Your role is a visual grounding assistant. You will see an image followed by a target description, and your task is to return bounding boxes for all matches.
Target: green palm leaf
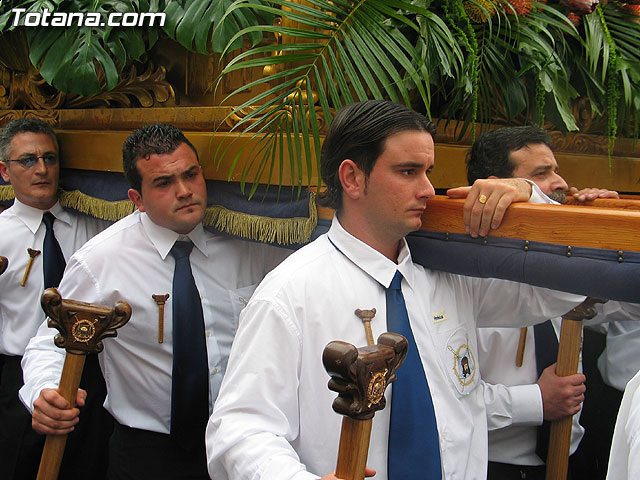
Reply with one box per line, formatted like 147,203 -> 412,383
214,0 -> 432,194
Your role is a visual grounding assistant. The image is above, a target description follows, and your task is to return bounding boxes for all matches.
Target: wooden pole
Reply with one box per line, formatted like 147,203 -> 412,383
515,327 -> 527,367
335,417 -> 373,480
323,334 -> 408,480
544,298 -> 605,480
36,353 -> 86,480
35,288 -> 131,480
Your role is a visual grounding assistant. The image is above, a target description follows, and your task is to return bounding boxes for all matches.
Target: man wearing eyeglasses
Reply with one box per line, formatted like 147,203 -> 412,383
0,118 -> 110,479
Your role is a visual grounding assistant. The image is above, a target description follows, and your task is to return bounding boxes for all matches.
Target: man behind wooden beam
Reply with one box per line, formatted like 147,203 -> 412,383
206,100 -> 592,480
19,123 -> 290,479
0,118 -> 111,479
466,125 -> 622,480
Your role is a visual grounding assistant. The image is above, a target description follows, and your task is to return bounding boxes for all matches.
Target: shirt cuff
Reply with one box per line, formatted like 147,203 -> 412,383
510,383 -> 544,426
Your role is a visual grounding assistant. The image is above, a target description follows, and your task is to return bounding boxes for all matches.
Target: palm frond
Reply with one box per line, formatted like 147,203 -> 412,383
214,0 -> 431,193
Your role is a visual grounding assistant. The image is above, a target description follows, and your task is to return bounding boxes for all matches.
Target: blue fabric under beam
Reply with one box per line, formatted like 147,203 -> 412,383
407,231 -> 640,303
311,221 -> 639,302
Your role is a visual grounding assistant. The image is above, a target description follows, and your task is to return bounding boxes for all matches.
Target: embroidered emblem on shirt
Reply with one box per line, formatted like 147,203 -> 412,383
432,311 -> 447,324
448,343 -> 477,388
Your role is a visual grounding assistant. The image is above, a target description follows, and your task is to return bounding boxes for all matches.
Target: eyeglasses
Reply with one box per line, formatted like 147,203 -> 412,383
4,153 -> 59,168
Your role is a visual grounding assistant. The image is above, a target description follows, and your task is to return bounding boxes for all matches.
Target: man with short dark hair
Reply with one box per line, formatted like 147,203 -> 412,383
0,118 -> 111,479
467,125 -> 619,480
19,123 -> 290,478
466,125 -> 618,203
206,101 -> 587,480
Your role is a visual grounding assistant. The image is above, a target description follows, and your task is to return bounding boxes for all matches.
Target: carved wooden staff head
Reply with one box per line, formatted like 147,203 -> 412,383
562,296 -> 606,322
41,288 -> 132,356
0,256 -> 7,276
323,333 -> 408,421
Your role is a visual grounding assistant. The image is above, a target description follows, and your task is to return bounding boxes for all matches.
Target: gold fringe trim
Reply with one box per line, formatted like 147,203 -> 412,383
58,189 -> 136,222
1,185 -> 318,245
0,185 -> 15,202
203,192 -> 318,245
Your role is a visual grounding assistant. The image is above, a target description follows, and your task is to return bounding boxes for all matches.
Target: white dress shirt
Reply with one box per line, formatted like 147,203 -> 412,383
206,216 -> 584,480
606,369 -> 640,480
598,303 -> 640,391
478,321 -> 584,465
19,210 -> 290,434
0,199 -> 108,356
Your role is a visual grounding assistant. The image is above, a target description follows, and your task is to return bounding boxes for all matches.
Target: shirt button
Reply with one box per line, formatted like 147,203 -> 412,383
212,368 -> 219,374
205,331 -> 211,337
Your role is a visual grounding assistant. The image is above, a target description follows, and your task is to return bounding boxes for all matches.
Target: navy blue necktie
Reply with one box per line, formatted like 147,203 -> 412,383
42,212 -> 66,288
534,319 -> 559,461
386,270 -> 441,479
169,241 -> 209,449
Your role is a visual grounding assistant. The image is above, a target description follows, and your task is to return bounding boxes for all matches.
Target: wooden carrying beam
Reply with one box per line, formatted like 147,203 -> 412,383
419,196 -> 640,252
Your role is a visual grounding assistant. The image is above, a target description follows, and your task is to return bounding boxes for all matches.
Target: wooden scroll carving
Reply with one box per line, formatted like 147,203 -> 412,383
0,256 -> 7,276
544,296 -> 606,480
36,288 -> 132,480
323,333 -> 407,480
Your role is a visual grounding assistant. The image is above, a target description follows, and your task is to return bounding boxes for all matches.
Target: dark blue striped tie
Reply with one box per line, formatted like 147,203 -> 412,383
42,212 -> 66,288
169,241 -> 209,450
386,270 -> 441,479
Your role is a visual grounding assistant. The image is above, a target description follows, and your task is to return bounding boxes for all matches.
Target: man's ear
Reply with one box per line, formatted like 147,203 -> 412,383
0,162 -> 10,183
128,189 -> 145,212
338,159 -> 366,201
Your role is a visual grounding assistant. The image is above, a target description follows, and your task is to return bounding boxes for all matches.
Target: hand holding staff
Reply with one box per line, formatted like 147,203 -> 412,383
36,288 -> 131,480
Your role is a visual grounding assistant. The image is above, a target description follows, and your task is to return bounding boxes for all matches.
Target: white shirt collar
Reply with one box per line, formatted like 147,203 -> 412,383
326,215 -> 416,290
11,198 -> 71,234
140,212 -> 208,260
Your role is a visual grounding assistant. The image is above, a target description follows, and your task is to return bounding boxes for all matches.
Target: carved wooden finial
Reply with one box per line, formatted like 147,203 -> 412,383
21,248 -> 41,286
323,333 -> 408,480
152,293 -> 170,343
323,332 -> 407,421
562,296 -> 606,322
41,288 -> 132,356
354,308 -> 376,346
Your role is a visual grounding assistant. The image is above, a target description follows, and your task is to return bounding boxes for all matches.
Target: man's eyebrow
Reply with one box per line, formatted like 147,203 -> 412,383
184,165 -> 200,173
394,161 -> 424,168
532,164 -> 553,174
151,173 -> 175,183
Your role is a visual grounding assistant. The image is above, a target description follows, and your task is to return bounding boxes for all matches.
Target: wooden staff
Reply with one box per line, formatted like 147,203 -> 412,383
152,293 -> 169,343
21,248 -> 40,286
323,333 -> 407,480
544,297 -> 605,480
36,288 -> 131,480
515,327 -> 527,367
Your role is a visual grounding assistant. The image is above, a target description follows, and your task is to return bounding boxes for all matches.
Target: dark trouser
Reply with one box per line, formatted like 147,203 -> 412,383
107,423 -> 209,480
488,461 -> 575,480
0,353 -> 113,480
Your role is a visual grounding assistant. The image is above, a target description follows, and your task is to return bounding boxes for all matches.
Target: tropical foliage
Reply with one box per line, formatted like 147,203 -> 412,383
1,0 -> 639,189
213,0 -> 640,189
